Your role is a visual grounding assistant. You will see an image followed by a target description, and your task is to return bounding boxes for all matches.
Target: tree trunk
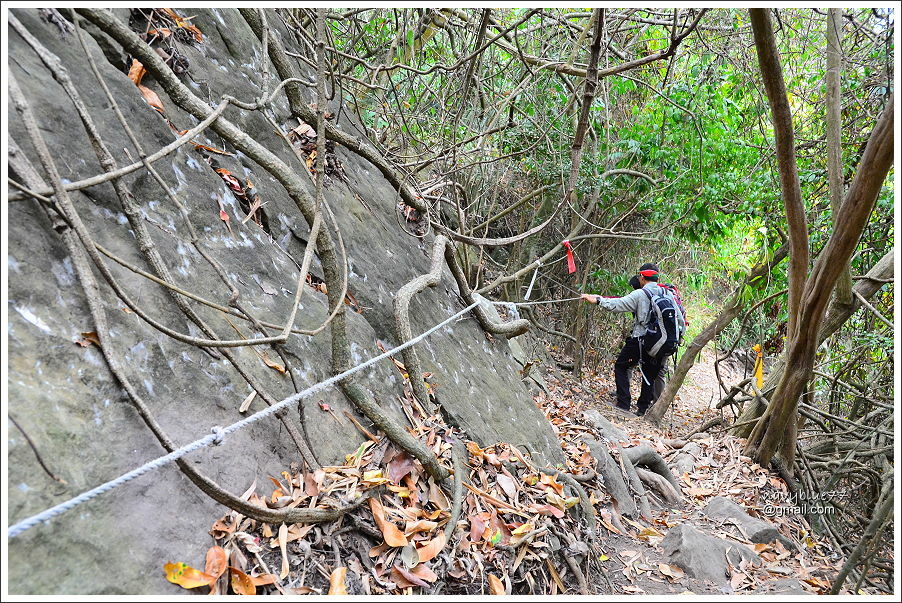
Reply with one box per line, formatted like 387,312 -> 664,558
748,10 -> 810,345
732,248 -> 893,438
645,244 -> 788,423
826,8 -> 854,311
741,9 -> 893,465
562,8 -> 604,374
743,97 -> 894,464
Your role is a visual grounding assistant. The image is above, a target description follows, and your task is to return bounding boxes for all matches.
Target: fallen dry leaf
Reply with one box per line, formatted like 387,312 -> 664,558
147,27 -> 172,38
75,331 -> 101,348
527,503 -> 565,519
488,573 -> 506,595
539,473 -> 565,495
414,532 -> 446,563
730,571 -> 748,590
159,8 -> 204,42
659,562 -> 685,581
238,391 -> 256,413
328,567 -> 348,595
204,546 -> 227,581
686,486 -> 714,498
138,85 -> 165,113
404,519 -> 438,536
193,142 -> 233,156
210,516 -> 236,539
127,59 -> 145,85
637,526 -> 665,544
363,469 -> 391,487
496,473 -> 518,499
260,351 -> 286,374
391,564 -> 430,588
229,567 -> 255,595
369,497 -> 408,548
278,523 -> 289,579
250,573 -> 277,587
164,562 -> 215,589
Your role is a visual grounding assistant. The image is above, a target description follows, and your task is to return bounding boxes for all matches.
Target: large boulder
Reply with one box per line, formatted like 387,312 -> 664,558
7,8 -> 562,595
661,524 -> 759,584
703,496 -> 796,550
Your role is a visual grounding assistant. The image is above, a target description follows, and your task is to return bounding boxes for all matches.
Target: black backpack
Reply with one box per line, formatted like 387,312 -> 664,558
661,283 -> 688,329
641,288 -> 680,358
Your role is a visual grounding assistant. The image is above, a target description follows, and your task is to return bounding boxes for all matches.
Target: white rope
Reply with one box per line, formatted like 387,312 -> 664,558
524,263 -> 541,300
8,299 -> 482,539
505,296 -> 583,307
472,291 -> 582,309
8,292 -> 585,539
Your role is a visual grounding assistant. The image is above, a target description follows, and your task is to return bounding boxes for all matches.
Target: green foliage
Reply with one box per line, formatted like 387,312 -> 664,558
323,8 -> 892,367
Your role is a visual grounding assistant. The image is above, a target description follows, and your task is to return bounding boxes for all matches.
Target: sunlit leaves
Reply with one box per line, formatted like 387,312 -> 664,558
164,562 -> 215,589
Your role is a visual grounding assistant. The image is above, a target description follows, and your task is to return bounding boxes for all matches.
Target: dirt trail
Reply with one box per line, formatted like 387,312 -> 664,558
161,344 -> 847,596
538,345 -> 845,595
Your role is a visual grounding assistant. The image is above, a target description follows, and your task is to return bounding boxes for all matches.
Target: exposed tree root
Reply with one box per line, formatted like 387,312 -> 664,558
581,437 -> 638,519
621,444 -> 682,494
76,7 -> 450,483
616,445 -> 653,518
8,75 -> 366,526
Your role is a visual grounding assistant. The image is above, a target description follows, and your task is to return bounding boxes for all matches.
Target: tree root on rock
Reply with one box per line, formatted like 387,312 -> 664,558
621,444 -> 682,495
8,81 -> 376,526
635,467 -> 682,505
75,7 -> 453,485
581,437 -> 639,519
443,438 -> 467,546
617,445 -> 653,518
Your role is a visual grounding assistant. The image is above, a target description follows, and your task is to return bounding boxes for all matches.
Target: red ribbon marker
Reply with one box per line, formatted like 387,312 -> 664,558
563,240 -> 576,274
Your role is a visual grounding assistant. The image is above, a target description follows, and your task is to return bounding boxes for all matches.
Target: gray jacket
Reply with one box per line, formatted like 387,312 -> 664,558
595,283 -> 686,338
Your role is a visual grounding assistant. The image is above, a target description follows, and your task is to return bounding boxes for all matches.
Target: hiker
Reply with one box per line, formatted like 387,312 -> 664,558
628,275 -> 667,402
580,263 -> 685,416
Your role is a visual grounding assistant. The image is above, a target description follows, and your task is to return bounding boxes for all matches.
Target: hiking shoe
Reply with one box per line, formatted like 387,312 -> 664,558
636,407 -> 648,417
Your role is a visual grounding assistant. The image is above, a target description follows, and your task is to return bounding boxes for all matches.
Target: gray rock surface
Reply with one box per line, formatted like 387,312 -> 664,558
756,578 -> 812,595
7,8 -> 562,594
704,496 -> 796,550
480,297 -> 548,394
661,524 -> 759,584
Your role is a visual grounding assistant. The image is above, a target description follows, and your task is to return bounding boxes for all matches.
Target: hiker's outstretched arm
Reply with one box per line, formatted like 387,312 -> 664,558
595,289 -> 642,314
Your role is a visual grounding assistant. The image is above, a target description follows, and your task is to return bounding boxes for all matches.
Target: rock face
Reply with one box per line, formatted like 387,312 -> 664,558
661,524 -> 759,584
703,496 -> 796,550
6,8 -> 562,594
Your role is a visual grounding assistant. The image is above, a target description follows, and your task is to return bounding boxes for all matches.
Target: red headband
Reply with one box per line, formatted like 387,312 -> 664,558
639,269 -> 658,277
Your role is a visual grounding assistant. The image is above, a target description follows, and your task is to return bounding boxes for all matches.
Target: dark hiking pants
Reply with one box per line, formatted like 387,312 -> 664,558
614,337 -> 664,414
